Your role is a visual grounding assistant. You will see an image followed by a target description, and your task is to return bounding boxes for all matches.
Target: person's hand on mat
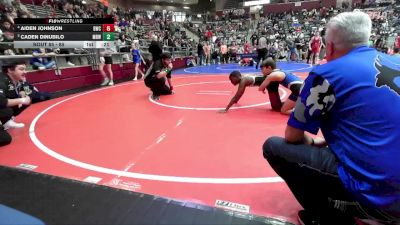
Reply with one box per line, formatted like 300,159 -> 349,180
218,109 -> 228,113
258,86 -> 266,94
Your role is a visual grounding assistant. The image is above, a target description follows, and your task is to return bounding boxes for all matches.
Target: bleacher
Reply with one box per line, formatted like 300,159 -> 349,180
0,0 -> 199,93
24,4 -> 66,18
224,0 -> 241,9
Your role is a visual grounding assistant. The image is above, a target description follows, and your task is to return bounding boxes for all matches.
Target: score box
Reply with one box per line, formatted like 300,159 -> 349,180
102,24 -> 114,32
102,32 -> 115,41
94,41 -> 115,48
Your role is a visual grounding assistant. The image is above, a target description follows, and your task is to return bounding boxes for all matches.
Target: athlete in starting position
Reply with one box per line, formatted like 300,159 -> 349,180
258,58 -> 303,114
219,71 -> 269,113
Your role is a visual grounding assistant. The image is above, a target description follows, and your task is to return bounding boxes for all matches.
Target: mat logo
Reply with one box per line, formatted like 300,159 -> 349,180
108,178 -> 141,191
17,163 -> 38,170
215,200 -> 250,213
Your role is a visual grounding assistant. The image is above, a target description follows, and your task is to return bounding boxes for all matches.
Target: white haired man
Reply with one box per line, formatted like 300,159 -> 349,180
263,11 -> 400,224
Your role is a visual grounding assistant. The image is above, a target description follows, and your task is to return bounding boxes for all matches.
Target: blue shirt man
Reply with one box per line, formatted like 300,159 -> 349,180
263,11 -> 400,224
288,45 -> 400,215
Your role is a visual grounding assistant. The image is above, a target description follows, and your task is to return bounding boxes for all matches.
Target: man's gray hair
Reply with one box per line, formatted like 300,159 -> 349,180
326,11 -> 372,50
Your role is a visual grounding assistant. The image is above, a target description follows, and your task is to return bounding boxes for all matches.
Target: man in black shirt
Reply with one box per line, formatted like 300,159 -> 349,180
197,41 -> 205,65
251,32 -> 258,46
144,53 -> 174,100
148,35 -> 163,62
0,59 -> 32,146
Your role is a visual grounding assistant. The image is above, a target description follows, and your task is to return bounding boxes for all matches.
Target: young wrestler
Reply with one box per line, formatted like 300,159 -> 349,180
219,71 -> 267,113
258,58 -> 303,114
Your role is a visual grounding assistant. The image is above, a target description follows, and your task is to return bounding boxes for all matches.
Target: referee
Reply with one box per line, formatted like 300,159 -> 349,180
144,53 -> 174,100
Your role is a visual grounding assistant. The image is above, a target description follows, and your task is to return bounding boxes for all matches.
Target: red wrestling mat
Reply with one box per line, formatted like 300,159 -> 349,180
0,73 -> 310,224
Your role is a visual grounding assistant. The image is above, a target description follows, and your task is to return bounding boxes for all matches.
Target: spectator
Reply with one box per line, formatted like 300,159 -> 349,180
30,48 -> 56,70
1,20 -> 14,43
395,33 -> 400,49
286,38 -> 298,62
263,11 -> 400,225
197,41 -> 205,66
211,48 -> 220,65
57,48 -> 75,67
99,46 -> 115,86
131,42 -> 145,81
220,42 -> 228,64
203,41 -> 211,66
251,32 -> 258,46
205,29 -> 213,41
186,57 -> 196,67
393,48 -> 400,57
229,42 -> 238,63
118,34 -> 131,62
0,59 -> 32,132
243,41 -> 251,54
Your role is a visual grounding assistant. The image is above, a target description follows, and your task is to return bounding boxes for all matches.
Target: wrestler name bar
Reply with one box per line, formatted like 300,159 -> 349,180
15,25 -> 105,32
14,32 -> 103,41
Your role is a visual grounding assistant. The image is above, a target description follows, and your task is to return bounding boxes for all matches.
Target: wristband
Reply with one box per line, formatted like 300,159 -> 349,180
164,68 -> 170,73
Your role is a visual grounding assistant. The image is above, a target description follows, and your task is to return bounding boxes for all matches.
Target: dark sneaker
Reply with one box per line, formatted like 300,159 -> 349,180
298,210 -> 320,225
151,94 -> 160,101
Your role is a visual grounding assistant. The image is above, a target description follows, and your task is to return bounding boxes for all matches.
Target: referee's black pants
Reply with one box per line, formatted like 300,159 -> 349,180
256,48 -> 267,69
145,77 -> 172,96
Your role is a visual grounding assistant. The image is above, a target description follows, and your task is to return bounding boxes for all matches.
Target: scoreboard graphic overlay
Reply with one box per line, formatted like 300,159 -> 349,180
14,18 -> 115,49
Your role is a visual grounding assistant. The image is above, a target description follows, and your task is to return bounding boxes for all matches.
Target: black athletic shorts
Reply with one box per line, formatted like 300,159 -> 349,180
288,83 -> 302,101
103,56 -> 113,65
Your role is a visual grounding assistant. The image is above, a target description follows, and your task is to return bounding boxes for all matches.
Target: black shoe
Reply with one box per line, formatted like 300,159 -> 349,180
151,94 -> 160,101
298,210 -> 320,225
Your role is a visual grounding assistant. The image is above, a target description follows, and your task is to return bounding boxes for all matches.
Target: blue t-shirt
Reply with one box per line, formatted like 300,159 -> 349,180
288,46 -> 400,214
